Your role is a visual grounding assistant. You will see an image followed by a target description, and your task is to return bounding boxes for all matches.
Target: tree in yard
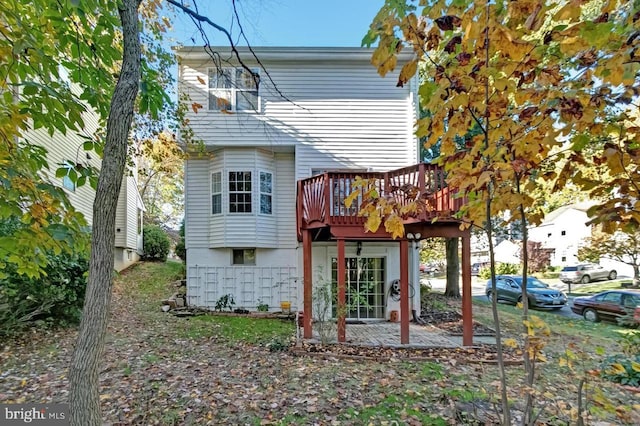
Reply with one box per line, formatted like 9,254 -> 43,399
363,0 -> 640,423
523,241 -> 552,274
578,228 -> 640,285
136,130 -> 184,228
3,0 -> 274,423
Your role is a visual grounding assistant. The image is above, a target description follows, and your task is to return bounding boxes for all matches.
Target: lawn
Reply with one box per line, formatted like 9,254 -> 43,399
0,262 -> 638,425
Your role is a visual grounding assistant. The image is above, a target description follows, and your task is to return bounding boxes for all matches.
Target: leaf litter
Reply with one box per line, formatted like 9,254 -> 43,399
0,262 -> 638,425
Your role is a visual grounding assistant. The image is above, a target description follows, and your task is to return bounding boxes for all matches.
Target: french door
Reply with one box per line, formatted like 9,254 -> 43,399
331,257 -> 386,320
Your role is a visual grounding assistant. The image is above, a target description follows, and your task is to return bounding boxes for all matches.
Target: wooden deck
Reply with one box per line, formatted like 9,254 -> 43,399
296,163 -> 474,346
296,163 -> 464,240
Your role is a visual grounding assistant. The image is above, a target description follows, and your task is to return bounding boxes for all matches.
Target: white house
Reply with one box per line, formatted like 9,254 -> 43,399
528,202 -> 595,267
178,46 -> 426,320
24,110 -> 144,272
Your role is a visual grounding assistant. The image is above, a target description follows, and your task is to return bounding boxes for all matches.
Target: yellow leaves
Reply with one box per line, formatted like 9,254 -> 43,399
344,188 -> 361,209
364,213 -> 382,234
397,59 -> 418,87
605,363 -> 627,376
371,46 -> 398,77
604,145 -> 625,175
384,214 -> 405,240
631,361 -> 640,373
503,338 -> 518,348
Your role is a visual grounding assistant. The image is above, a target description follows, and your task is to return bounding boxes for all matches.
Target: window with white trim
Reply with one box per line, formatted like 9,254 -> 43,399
211,172 -> 222,214
229,171 -> 252,213
232,249 -> 255,265
208,68 -> 259,112
259,171 -> 272,214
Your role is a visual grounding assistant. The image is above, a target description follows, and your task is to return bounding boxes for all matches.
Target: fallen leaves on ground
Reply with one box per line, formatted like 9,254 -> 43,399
1,263 -> 638,425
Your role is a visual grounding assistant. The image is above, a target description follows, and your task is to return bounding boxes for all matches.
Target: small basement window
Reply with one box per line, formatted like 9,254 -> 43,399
232,249 -> 255,265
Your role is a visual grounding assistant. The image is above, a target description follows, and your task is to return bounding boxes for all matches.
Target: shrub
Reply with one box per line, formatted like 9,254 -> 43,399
478,263 -> 520,279
599,353 -> 640,387
0,251 -> 88,336
142,225 -> 170,261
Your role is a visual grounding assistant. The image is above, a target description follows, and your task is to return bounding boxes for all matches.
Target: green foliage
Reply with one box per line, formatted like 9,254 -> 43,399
174,219 -> 186,263
214,294 -> 235,312
599,353 -> 640,387
617,331 -> 640,356
142,225 -> 170,262
256,299 -> 269,312
313,278 -> 336,344
0,249 -> 89,336
478,263 -> 519,279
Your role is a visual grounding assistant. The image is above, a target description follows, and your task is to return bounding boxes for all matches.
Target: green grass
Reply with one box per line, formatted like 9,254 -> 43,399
472,298 -> 628,345
180,315 -> 295,345
568,280 -> 631,295
119,261 -> 184,298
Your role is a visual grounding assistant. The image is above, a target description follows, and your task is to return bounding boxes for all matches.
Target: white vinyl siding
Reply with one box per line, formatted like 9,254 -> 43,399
180,57 -> 418,180
185,159 -> 211,249
114,175 -> 140,250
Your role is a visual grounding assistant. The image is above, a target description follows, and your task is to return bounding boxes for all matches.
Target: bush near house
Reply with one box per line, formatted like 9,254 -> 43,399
0,252 -> 88,336
0,218 -> 89,336
142,225 -> 170,261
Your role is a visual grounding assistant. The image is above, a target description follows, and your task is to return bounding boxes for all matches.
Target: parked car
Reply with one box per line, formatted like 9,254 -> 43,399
485,275 -> 567,309
570,289 -> 640,325
419,263 -> 440,274
560,264 -> 617,284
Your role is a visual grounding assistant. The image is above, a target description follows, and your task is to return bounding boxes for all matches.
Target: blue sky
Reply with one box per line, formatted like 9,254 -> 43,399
169,0 -> 385,47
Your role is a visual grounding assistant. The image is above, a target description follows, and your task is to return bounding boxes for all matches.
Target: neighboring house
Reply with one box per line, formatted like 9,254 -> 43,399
24,111 -> 144,272
178,46 -> 425,320
528,202 -> 594,267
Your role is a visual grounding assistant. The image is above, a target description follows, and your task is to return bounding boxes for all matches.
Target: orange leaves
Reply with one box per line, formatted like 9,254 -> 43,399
191,102 -> 203,113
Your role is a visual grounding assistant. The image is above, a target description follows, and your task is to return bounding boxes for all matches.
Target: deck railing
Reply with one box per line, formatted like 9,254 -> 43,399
296,163 -> 464,233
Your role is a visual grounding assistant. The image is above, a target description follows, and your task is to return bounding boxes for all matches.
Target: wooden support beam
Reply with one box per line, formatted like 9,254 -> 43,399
303,229 -> 313,339
461,232 -> 473,346
400,239 -> 409,344
337,239 -> 346,342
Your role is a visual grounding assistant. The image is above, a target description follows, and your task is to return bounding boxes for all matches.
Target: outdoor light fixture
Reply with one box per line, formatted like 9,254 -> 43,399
356,241 -> 362,256
406,232 -> 422,241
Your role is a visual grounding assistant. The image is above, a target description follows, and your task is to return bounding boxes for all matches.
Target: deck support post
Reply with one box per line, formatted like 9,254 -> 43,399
337,239 -> 346,342
303,229 -> 313,339
461,231 -> 473,346
400,239 -> 409,344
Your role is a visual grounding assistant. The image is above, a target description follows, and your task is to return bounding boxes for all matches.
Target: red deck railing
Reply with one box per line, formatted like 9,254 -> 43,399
296,163 -> 465,237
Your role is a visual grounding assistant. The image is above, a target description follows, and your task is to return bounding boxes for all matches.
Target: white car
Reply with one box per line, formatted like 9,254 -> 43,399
560,264 -> 617,284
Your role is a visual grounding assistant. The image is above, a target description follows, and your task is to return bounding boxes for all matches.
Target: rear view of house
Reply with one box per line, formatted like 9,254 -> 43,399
178,47 -> 422,317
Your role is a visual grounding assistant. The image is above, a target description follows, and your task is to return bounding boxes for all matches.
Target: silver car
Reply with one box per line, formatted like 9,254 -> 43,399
560,264 -> 617,284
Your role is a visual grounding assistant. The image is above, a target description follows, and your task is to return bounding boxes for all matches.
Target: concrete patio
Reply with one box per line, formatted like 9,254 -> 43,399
306,321 -> 497,348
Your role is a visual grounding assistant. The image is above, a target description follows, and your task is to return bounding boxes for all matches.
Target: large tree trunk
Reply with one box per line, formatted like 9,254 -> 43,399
68,1 -> 141,425
444,237 -> 460,297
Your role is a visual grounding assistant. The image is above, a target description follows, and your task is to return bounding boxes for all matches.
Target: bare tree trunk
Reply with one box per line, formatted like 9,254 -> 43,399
444,237 -> 460,297
68,1 -> 141,425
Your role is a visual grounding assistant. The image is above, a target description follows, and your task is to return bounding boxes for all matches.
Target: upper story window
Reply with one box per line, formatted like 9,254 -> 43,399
208,68 -> 259,112
561,230 -> 566,236
259,171 -> 273,215
229,171 -> 252,213
211,172 -> 222,215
